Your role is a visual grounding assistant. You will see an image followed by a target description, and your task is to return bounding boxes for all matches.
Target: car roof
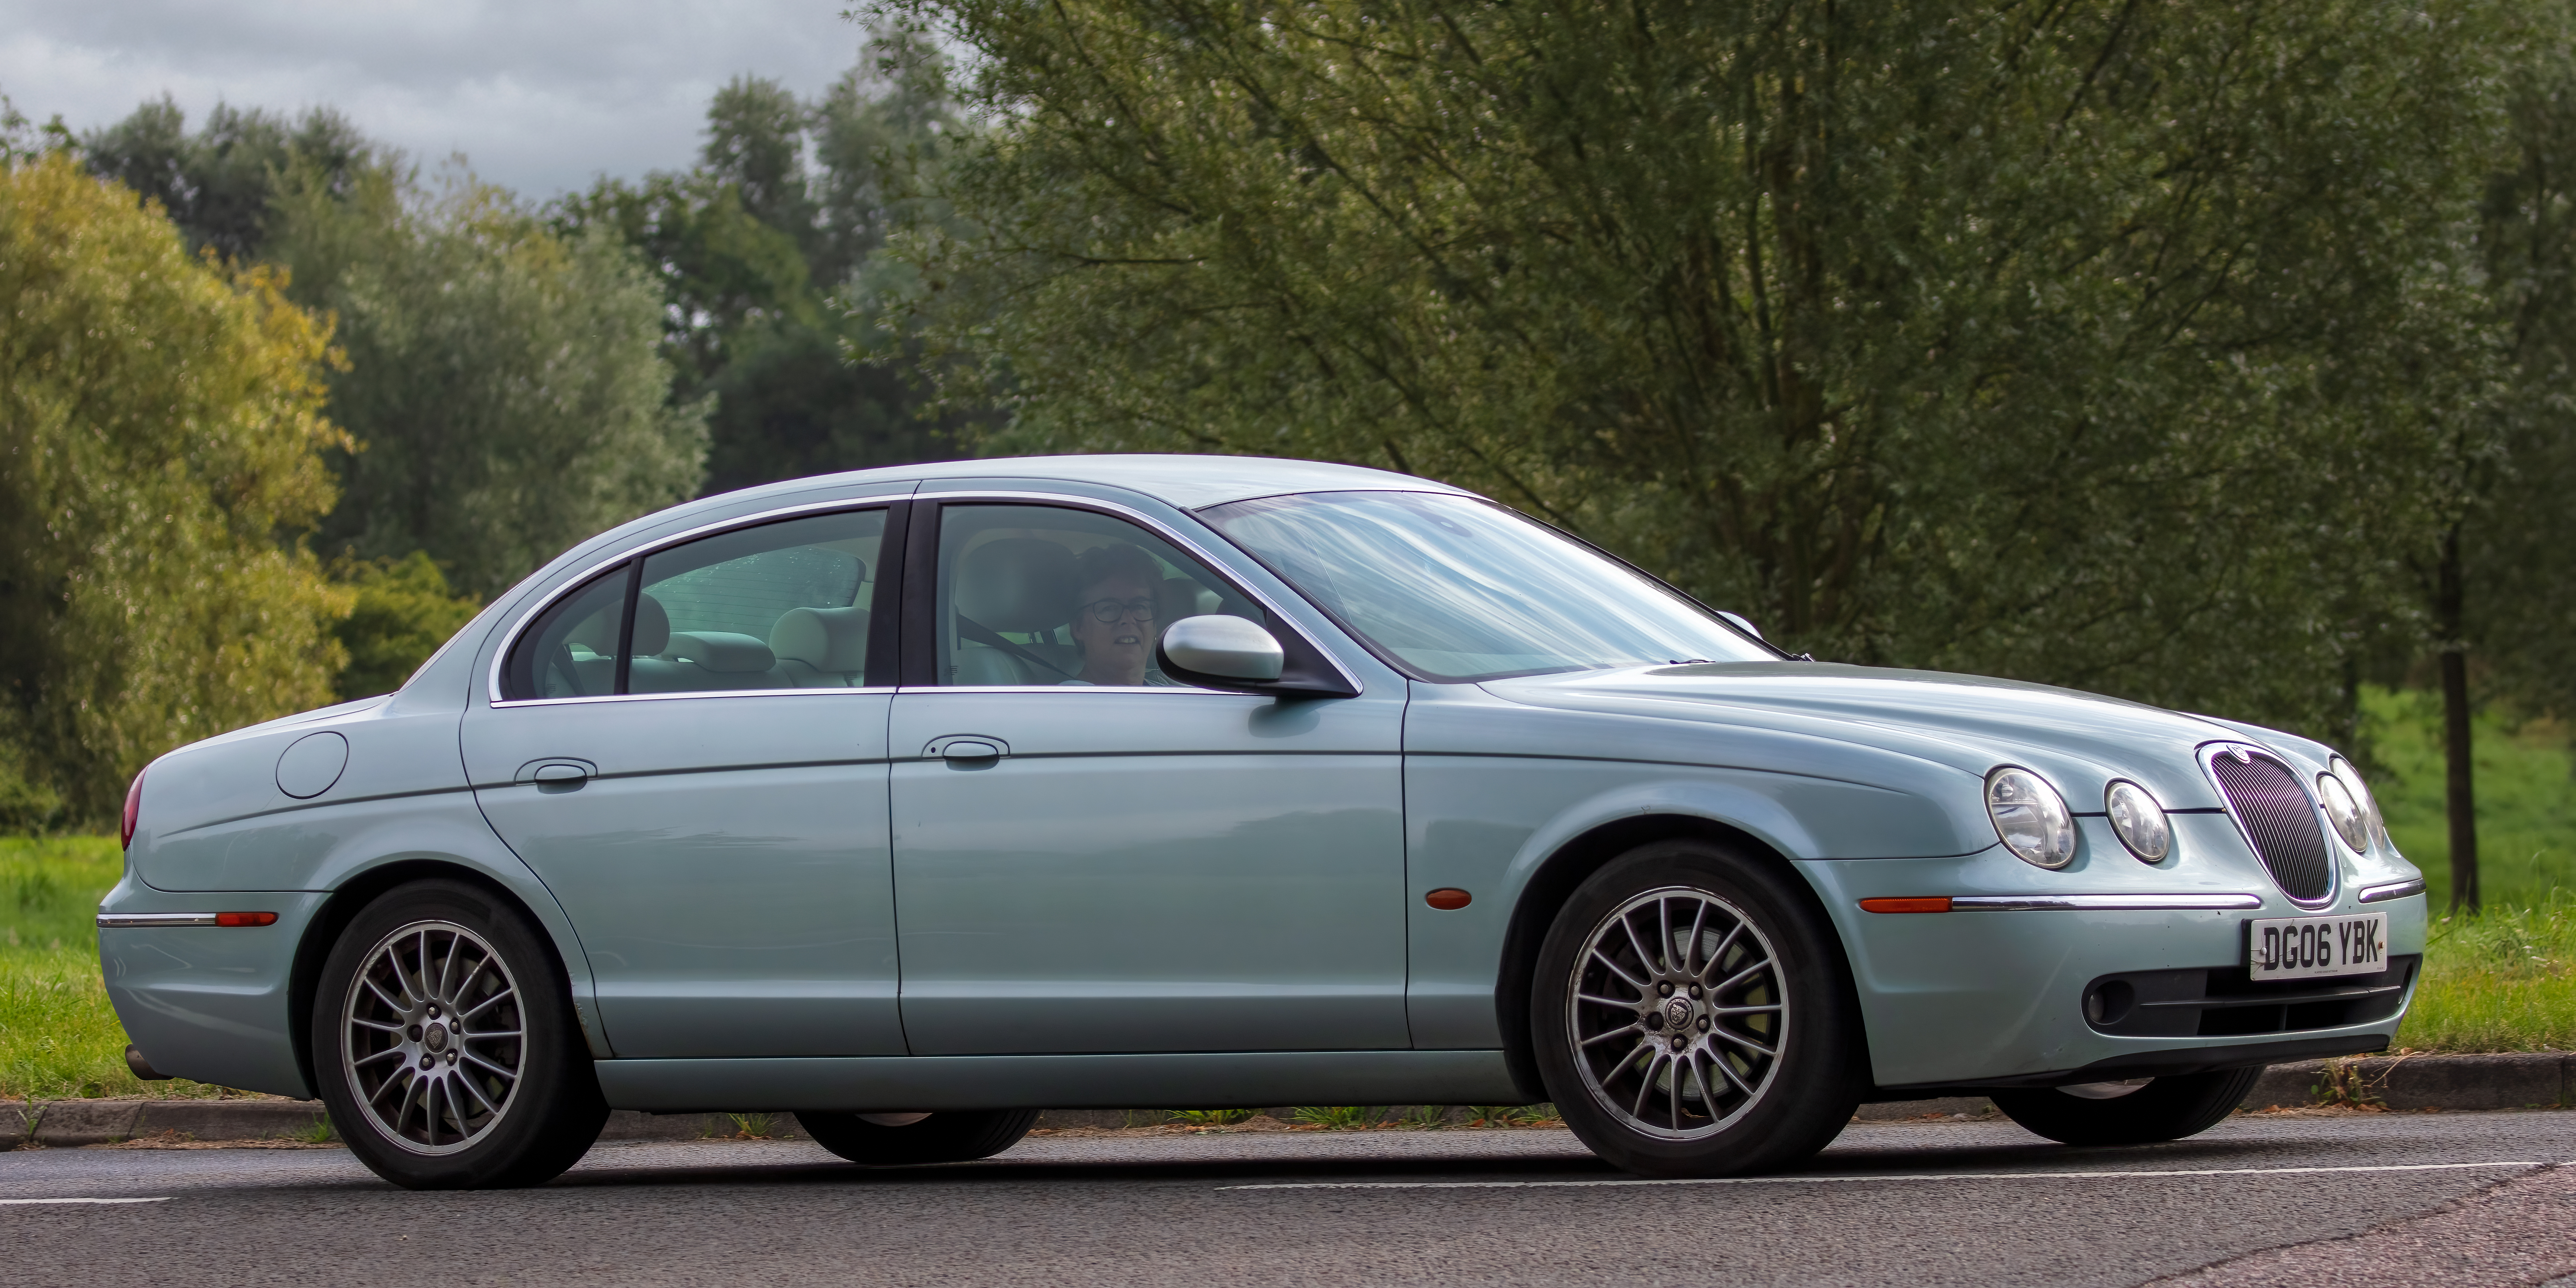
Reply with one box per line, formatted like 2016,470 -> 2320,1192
720,453 -> 1473,514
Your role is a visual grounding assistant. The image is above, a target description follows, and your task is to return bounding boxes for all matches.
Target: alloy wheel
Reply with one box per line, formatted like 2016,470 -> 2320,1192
1566,886 -> 1788,1139
341,919 -> 526,1155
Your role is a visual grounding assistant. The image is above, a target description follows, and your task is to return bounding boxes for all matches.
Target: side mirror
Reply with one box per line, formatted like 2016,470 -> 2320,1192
1158,615 -> 1285,684
1716,610 -> 1764,641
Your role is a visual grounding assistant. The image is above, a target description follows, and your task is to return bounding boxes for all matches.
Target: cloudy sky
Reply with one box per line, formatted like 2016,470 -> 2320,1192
0,0 -> 867,198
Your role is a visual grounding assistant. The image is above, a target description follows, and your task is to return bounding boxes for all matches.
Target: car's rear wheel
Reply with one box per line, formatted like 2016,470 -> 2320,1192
796,1109 -> 1040,1165
1532,839 -> 1863,1178
312,879 -> 607,1190
1991,1067 -> 2263,1146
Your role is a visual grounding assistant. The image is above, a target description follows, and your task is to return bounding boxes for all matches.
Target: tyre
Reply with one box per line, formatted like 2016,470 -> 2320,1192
796,1109 -> 1041,1165
311,879 -> 608,1190
1991,1067 -> 2263,1146
1532,839 -> 1864,1178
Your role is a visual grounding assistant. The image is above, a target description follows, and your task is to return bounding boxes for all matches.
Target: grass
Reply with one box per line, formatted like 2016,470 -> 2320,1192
2395,898 -> 2576,1053
0,837 -> 249,1102
2362,686 -> 2576,912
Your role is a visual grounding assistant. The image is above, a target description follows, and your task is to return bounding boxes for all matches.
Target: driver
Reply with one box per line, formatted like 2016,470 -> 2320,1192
1063,543 -> 1178,686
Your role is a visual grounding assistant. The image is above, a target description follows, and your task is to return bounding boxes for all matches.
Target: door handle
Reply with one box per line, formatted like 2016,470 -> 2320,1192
516,759 -> 596,792
925,736 -> 1007,762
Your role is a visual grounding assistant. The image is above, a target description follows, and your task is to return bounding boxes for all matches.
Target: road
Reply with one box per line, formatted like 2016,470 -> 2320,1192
5,1111 -> 2575,1286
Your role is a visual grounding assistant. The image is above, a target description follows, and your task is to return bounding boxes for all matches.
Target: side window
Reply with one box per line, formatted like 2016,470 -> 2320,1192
631,509 -> 886,694
502,563 -> 630,700
936,504 -> 1265,688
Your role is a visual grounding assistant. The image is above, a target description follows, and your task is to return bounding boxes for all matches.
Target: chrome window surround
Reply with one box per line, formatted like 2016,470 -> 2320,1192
98,912 -> 222,928
2358,877 -> 2427,904
2197,741 -> 2341,910
1950,894 -> 2265,912
484,489 -> 1364,706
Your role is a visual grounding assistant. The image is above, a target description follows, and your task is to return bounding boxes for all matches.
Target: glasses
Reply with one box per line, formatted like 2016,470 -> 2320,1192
1081,598 -> 1157,625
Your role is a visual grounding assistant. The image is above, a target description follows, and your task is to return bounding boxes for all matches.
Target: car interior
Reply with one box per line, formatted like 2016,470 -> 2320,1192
937,509 -> 1258,687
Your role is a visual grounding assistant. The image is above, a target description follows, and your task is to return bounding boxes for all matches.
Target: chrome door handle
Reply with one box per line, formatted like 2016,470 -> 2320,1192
926,736 -> 1007,762
516,759 -> 596,792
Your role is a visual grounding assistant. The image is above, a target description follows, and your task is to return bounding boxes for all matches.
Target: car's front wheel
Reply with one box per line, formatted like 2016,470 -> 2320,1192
796,1109 -> 1041,1165
312,879 -> 608,1190
1532,839 -> 1863,1178
1990,1068 -> 2263,1146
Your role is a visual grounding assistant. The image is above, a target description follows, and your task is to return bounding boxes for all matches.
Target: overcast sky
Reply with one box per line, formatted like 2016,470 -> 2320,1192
0,0 -> 867,198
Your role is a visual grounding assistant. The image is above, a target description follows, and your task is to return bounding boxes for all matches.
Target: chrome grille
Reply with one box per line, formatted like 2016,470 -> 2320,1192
2207,749 -> 2333,903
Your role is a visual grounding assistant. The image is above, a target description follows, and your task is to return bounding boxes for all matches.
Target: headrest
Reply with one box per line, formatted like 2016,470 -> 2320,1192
770,607 -> 869,673
955,538 -> 1077,632
631,592 -> 671,656
1158,577 -> 1218,624
663,630 -> 774,673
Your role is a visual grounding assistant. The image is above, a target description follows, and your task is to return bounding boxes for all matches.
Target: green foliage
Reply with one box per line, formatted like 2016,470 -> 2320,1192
872,0 -> 2518,735
2365,687 -> 2576,911
332,552 -> 481,701
1290,1105 -> 1382,1129
2398,896 -> 2576,1052
78,96 -> 375,264
1171,1107 -> 1257,1125
0,153 -> 353,824
271,168 -> 709,599
0,837 -> 240,1099
549,57 -> 986,498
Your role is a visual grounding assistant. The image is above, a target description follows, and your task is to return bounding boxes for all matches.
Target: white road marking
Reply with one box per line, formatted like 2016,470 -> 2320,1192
0,1197 -> 174,1206
1220,1160 -> 2552,1191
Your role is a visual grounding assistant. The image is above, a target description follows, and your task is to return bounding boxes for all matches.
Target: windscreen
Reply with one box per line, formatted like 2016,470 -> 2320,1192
1200,491 -> 1774,681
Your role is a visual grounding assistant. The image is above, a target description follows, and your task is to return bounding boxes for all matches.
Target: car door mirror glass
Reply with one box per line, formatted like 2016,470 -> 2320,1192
1159,615 -> 1286,684
1716,611 -> 1764,641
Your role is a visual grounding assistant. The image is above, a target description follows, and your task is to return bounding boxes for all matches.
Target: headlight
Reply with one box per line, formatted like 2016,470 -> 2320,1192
1986,767 -> 2076,869
2316,771 -> 2370,853
2328,756 -> 2384,845
2103,780 -> 2170,862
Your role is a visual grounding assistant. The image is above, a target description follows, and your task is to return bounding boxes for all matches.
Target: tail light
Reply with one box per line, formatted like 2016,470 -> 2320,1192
121,769 -> 145,849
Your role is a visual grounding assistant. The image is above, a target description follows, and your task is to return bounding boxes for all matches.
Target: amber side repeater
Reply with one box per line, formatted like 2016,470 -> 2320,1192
1424,888 -> 1472,910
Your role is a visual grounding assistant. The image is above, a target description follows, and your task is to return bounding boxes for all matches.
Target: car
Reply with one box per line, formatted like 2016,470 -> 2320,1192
99,454 -> 2429,1188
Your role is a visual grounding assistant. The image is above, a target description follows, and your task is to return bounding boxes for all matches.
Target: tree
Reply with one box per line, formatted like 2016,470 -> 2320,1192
0,153 -> 351,825
332,552 -> 481,701
872,0 -> 2501,736
80,97 -> 375,263
270,167 -> 710,600
550,61 -> 983,499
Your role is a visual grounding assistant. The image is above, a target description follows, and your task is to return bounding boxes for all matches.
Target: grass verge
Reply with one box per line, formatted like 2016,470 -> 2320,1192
2,837 -> 250,1101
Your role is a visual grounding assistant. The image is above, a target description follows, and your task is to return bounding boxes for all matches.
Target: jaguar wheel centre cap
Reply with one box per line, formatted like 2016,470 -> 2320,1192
1664,996 -> 1695,1033
423,1024 -> 449,1053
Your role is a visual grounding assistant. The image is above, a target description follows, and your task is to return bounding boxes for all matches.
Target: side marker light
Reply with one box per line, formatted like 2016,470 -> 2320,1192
1424,888 -> 1472,910
1858,897 -> 1952,914
214,912 -> 279,927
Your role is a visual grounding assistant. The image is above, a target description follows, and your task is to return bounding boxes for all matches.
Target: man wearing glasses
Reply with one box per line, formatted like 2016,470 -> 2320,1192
1062,543 -> 1182,687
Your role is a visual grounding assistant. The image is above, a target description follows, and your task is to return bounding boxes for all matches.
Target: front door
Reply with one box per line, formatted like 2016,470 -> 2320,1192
464,506 -> 904,1057
887,501 -> 1409,1055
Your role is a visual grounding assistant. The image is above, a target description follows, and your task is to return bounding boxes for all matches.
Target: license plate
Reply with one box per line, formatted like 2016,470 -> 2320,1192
2248,912 -> 2389,981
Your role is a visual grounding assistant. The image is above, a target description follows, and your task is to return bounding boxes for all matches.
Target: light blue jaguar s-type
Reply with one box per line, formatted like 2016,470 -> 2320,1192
100,455 -> 2427,1188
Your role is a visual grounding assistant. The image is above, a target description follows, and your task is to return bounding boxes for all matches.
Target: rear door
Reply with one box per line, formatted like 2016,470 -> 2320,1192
462,504 -> 906,1057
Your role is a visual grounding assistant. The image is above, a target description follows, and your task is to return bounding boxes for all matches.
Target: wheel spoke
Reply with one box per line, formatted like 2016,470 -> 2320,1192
1711,956 -> 1772,996
1619,915 -> 1661,979
1681,900 -> 1710,976
459,985 -> 515,1021
1693,921 -> 1746,987
1710,1003 -> 1783,1015
350,1017 -> 404,1034
460,1029 -> 524,1043
1629,1050 -> 1665,1119
1657,898 -> 1675,979
1668,1052 -> 1683,1129
1588,949 -> 1650,994
453,1068 -> 499,1116
462,1049 -> 519,1082
1689,1051 -> 1722,1112
1711,1027 -> 1778,1058
436,938 -> 461,1004
1575,991 -> 1644,1011
363,975 -> 408,1016
351,1047 -> 406,1067
1579,1021 -> 1644,1048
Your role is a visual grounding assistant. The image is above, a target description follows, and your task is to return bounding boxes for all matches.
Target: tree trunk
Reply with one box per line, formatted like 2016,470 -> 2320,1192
2435,523 -> 2479,915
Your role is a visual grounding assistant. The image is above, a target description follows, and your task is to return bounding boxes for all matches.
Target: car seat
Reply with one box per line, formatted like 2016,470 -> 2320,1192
953,538 -> 1082,683
771,606 -> 869,686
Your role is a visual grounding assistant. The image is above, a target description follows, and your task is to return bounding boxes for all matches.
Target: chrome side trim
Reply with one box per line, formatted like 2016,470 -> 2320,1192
98,912 -> 220,928
1950,894 -> 2266,912
484,494 -> 912,705
2197,741 -> 2340,910
2357,878 -> 2427,904
490,686 -> 897,710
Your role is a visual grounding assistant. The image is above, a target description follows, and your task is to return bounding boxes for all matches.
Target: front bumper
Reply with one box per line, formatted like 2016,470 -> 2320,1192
1803,831 -> 2428,1090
